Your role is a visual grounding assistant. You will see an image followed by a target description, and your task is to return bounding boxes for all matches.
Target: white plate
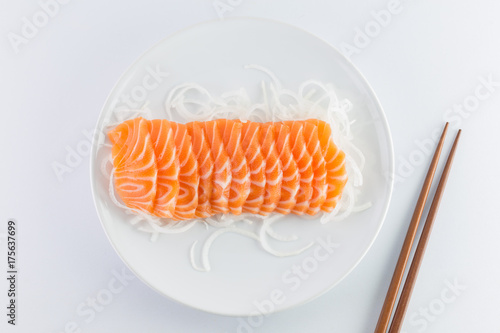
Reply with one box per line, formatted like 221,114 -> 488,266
90,17 -> 394,316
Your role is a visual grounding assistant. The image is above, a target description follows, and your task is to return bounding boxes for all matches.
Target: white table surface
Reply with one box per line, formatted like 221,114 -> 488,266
1,1 -> 499,332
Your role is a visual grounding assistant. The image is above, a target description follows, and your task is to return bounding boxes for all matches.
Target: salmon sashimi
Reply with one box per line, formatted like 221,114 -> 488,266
187,121 -> 214,218
240,121 -> 266,214
217,119 -> 250,215
147,119 -> 180,218
273,123 -> 300,215
282,121 -> 313,215
302,122 -> 327,215
259,123 -> 283,215
108,117 -> 348,220
108,117 -> 157,213
203,120 -> 231,214
306,119 -> 348,212
170,122 -> 199,220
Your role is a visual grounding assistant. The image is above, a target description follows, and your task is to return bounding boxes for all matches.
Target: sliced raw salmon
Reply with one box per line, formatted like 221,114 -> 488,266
259,123 -> 282,215
302,122 -> 327,215
203,120 -> 231,214
169,122 -> 199,220
217,119 -> 250,215
273,123 -> 300,215
108,117 -> 157,213
240,121 -> 266,214
109,117 -> 348,220
306,119 -> 348,212
187,121 -> 214,218
147,119 -> 179,218
282,121 -> 313,215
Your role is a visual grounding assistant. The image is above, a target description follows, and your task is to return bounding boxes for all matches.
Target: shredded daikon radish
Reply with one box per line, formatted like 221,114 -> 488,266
258,218 -> 315,257
190,227 -> 260,272
101,65 -> 368,272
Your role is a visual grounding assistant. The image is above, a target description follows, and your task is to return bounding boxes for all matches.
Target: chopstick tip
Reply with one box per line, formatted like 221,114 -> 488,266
438,122 -> 449,142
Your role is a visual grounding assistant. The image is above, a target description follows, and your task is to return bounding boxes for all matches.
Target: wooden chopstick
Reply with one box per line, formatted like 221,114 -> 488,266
374,123 -> 449,333
388,129 -> 461,332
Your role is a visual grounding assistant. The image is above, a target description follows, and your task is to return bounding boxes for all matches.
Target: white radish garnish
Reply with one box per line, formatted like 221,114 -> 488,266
102,65 -> 368,272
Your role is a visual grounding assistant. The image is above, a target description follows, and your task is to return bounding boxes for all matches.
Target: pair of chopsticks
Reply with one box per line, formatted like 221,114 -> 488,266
374,123 -> 461,333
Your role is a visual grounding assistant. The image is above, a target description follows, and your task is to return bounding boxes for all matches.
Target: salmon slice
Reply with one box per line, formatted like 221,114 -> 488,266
259,123 -> 282,215
216,119 -> 250,215
273,123 -> 300,215
187,121 -> 214,218
203,120 -> 231,214
108,117 -> 157,213
282,121 -> 313,215
169,122 -> 199,220
240,121 -> 266,214
147,119 -> 179,218
306,119 -> 348,212
302,122 -> 327,215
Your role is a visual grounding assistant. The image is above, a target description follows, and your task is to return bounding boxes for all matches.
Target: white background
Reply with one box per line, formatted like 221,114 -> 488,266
1,0 -> 499,332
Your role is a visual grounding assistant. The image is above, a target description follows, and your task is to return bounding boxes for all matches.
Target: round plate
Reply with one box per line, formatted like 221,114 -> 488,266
90,17 -> 394,316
